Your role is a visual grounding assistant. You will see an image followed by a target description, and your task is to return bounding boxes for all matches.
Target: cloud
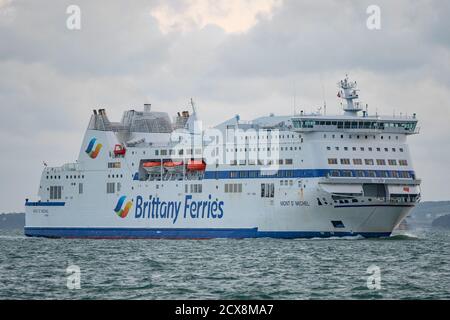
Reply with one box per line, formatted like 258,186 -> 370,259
151,0 -> 282,34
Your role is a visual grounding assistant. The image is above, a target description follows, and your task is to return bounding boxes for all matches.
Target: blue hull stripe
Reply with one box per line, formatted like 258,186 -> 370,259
25,202 -> 65,207
203,169 -> 416,180
334,204 -> 415,208
24,227 -> 391,239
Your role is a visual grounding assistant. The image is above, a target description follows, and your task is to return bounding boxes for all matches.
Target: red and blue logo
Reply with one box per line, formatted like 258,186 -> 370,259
114,196 -> 133,219
85,138 -> 102,159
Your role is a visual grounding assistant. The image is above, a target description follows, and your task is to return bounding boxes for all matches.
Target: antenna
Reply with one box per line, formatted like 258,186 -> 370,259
320,74 -> 327,115
293,81 -> 297,115
190,98 -> 197,114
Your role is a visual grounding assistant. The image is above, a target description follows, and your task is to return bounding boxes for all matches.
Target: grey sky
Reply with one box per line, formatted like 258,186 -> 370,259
0,0 -> 449,212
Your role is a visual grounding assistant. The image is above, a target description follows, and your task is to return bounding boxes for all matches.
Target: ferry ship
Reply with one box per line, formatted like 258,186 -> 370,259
25,77 -> 421,239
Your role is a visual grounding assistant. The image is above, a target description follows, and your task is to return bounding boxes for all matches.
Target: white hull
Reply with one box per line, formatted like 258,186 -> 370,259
25,176 -> 413,238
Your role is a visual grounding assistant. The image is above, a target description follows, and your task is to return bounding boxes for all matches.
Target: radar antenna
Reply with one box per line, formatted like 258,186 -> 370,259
337,75 -> 362,116
190,98 -> 197,114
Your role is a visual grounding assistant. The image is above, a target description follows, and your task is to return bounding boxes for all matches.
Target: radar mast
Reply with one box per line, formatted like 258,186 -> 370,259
337,75 -> 362,116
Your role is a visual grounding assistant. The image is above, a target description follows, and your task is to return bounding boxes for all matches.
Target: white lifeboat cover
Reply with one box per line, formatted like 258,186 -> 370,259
320,184 -> 363,194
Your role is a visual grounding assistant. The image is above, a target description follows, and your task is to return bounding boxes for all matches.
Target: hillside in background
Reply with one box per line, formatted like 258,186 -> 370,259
0,212 -> 25,229
408,201 -> 450,228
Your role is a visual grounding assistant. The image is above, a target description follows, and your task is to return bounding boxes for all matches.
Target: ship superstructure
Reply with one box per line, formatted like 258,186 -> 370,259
25,77 -> 421,238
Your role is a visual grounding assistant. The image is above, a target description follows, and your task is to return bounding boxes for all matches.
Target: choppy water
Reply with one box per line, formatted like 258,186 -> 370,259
0,229 -> 449,299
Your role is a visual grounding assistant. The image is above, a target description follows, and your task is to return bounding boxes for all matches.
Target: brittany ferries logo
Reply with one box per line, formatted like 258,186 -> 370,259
114,196 -> 133,219
85,138 -> 102,159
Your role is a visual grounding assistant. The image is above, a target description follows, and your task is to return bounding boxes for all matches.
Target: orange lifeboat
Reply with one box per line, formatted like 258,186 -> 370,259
142,161 -> 161,173
163,161 -> 184,173
187,160 -> 206,171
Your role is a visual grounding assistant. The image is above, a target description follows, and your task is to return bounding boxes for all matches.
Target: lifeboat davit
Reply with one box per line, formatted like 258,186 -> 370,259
142,161 -> 161,173
163,161 -> 184,173
187,160 -> 206,171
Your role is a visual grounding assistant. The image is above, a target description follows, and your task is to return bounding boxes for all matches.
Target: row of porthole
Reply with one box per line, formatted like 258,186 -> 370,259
324,134 -> 400,140
46,175 -> 84,180
327,146 -> 404,152
107,174 -> 123,178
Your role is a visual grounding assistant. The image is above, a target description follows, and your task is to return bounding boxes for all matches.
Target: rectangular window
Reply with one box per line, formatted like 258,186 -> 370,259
225,183 -> 242,193
341,170 -> 352,177
229,171 -> 239,178
399,160 -> 408,166
49,186 -> 62,200
239,171 -> 248,178
285,159 -> 293,165
79,183 -> 83,194
108,162 -> 121,168
376,159 -> 386,166
107,182 -> 115,194
400,171 -> 410,178
353,159 -> 362,165
388,159 -> 397,166
189,184 -> 203,193
340,159 -> 350,165
261,183 -> 274,198
365,159 -> 374,165
367,171 -> 376,177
